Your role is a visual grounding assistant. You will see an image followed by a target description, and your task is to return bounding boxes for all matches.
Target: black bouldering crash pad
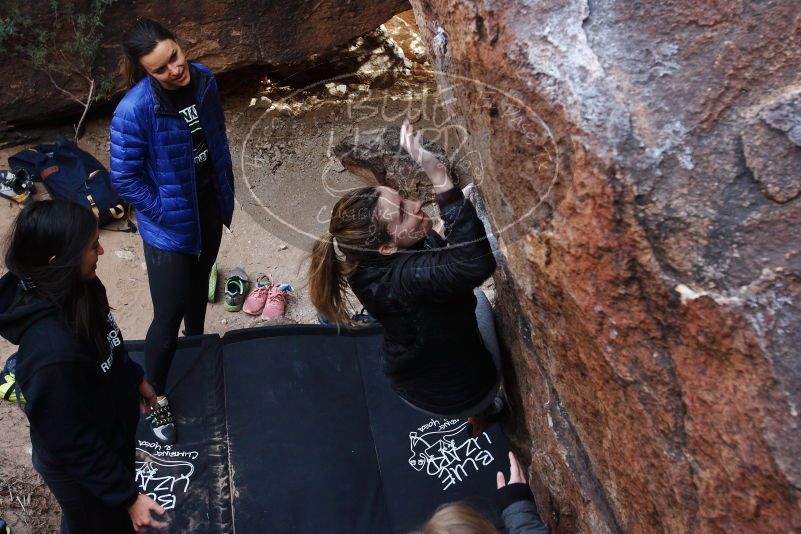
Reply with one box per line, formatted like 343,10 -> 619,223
129,324 -> 509,533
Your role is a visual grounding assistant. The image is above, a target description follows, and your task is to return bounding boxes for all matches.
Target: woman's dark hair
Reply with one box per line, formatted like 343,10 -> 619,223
308,186 -> 391,323
4,200 -> 110,357
120,18 -> 176,88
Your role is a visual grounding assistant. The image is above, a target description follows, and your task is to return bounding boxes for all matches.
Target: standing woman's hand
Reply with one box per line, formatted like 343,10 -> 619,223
138,380 -> 159,414
399,119 -> 453,192
128,494 -> 167,531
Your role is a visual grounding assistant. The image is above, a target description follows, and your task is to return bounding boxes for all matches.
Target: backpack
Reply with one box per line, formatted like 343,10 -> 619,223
1,353 -> 25,404
9,136 -> 136,232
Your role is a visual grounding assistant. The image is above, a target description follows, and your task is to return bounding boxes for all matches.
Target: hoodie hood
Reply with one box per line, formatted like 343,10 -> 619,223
0,272 -> 57,345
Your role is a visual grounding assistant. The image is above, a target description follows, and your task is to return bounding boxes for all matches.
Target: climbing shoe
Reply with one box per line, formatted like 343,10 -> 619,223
468,394 -> 508,437
224,268 -> 250,312
0,169 -> 34,203
208,263 -> 218,302
316,307 -> 377,327
485,394 -> 509,424
351,307 -> 378,326
146,397 -> 176,445
243,274 -> 273,315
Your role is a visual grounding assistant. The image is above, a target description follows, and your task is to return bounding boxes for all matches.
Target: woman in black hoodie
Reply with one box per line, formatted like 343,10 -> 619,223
0,200 -> 166,533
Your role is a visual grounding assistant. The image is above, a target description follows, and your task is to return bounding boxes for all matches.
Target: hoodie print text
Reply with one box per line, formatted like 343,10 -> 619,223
101,312 -> 122,373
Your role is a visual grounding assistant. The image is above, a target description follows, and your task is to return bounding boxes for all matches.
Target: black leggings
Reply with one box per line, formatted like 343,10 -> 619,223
144,198 -> 222,395
33,449 -> 135,534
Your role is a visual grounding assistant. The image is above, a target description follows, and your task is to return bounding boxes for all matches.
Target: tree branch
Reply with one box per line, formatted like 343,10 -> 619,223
74,77 -> 94,142
45,70 -> 86,106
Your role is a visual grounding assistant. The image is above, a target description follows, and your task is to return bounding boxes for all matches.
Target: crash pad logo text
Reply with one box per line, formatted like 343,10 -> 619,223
136,441 -> 198,510
408,419 -> 495,491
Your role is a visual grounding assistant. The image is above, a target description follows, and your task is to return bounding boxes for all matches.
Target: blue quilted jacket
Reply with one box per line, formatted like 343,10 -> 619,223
110,63 -> 234,255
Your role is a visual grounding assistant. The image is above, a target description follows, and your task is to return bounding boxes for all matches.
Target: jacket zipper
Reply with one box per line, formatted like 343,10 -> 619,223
192,80 -> 213,259
153,67 -> 212,259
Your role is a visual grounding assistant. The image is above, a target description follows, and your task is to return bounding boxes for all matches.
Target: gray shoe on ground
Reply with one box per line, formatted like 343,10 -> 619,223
224,268 -> 249,312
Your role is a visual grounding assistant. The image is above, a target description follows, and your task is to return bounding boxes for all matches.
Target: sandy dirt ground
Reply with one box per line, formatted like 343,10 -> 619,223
0,12 -> 465,532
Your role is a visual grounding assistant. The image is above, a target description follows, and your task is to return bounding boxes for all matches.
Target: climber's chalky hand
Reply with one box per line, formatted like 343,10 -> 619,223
399,119 -> 450,189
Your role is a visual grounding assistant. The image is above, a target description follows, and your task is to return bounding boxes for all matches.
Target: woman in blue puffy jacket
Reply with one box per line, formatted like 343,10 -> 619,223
110,19 -> 235,445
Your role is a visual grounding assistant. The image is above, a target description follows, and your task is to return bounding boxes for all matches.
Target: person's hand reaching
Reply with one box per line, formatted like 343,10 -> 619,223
399,119 -> 452,191
497,451 -> 527,489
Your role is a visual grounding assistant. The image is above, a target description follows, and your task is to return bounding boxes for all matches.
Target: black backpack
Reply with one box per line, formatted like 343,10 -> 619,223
9,136 -> 136,232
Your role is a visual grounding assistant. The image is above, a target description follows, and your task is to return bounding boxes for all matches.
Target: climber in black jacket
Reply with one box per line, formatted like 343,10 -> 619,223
310,120 -> 502,432
0,200 -> 166,533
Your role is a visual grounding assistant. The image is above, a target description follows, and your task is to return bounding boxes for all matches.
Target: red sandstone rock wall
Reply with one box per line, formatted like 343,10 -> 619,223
408,1 -> 801,532
1,0 -> 409,127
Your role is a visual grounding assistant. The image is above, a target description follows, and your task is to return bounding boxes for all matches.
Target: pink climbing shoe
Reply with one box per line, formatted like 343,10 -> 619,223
261,283 -> 293,320
242,274 -> 273,315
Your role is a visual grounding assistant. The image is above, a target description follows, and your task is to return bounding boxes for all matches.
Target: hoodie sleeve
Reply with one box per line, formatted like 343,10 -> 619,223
496,483 -> 549,534
23,360 -> 139,508
126,354 -> 145,385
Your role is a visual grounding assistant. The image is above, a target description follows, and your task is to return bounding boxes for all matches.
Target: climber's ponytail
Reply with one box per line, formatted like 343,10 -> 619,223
309,233 -> 350,323
307,187 -> 390,324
